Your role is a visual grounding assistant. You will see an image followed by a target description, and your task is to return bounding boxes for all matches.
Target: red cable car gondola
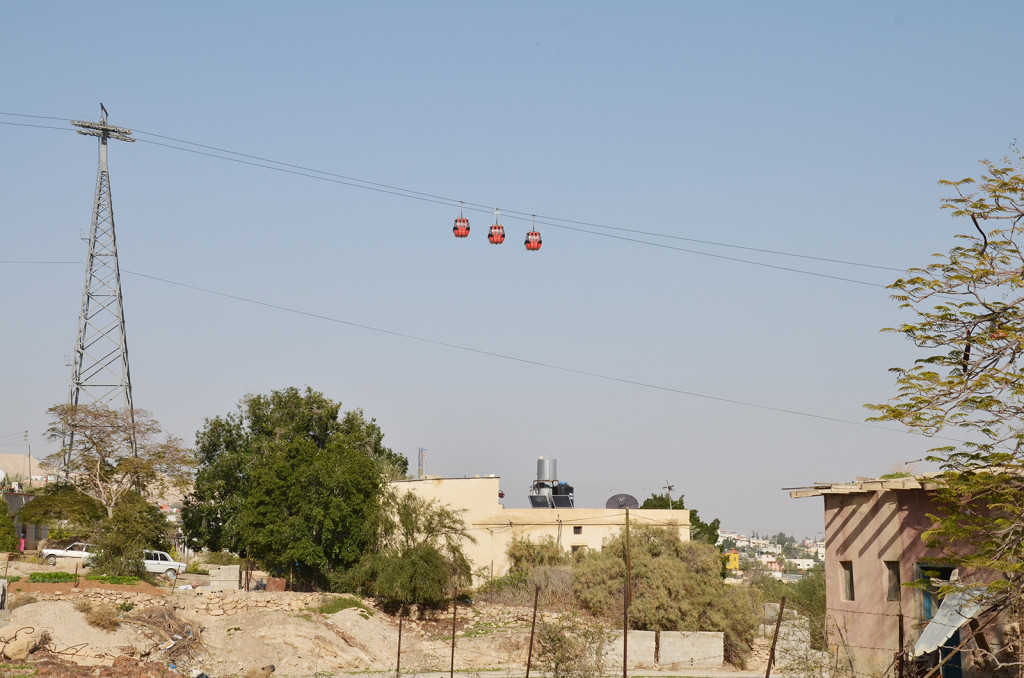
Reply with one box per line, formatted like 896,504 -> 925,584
488,208 -> 505,244
524,215 -> 542,251
453,202 -> 470,238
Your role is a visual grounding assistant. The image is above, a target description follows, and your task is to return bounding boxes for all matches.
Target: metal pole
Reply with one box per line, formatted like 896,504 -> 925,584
450,585 -> 458,678
526,585 -> 540,678
766,596 -> 786,678
396,614 -> 403,678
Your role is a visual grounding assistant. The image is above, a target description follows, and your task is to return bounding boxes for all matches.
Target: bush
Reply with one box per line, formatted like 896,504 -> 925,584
476,565 -> 575,609
574,526 -> 760,667
536,614 -> 609,678
318,595 -> 373,616
0,501 -> 18,553
202,551 -> 242,566
507,535 -> 570,571
9,595 -> 37,610
85,574 -> 139,585
89,493 -> 169,579
185,561 -> 210,575
28,571 -> 75,583
84,604 -> 120,630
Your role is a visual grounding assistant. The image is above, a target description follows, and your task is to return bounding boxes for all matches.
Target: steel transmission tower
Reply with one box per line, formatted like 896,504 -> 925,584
64,105 -> 137,461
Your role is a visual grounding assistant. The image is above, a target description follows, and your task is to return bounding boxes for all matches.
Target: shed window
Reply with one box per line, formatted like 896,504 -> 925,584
885,561 -> 901,601
840,561 -> 855,601
573,526 -> 582,535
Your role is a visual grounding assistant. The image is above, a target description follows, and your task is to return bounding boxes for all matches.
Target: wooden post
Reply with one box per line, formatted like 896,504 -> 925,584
526,585 -> 540,678
450,585 -> 458,678
396,614 -> 403,678
766,596 -> 786,678
896,611 -> 905,678
623,507 -> 631,678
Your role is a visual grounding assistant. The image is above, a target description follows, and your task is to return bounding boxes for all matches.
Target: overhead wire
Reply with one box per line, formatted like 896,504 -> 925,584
1,111 -> 938,438
115,266 -> 960,441
0,110 -> 903,283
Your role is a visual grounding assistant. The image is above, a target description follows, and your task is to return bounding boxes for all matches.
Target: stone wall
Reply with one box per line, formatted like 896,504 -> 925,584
18,588 -> 327,617
187,590 -> 324,616
20,589 -> 166,612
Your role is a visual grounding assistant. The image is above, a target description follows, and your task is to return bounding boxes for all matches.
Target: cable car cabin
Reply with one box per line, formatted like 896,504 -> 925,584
453,217 -> 470,238
525,230 -> 542,251
488,224 -> 505,244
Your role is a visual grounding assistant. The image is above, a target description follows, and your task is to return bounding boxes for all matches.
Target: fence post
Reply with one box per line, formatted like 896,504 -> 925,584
766,596 -> 786,678
526,585 -> 540,678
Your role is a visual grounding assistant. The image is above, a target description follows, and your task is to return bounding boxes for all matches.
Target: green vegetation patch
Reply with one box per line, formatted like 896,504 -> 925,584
318,595 -> 373,617
28,571 -> 76,583
85,574 -> 140,585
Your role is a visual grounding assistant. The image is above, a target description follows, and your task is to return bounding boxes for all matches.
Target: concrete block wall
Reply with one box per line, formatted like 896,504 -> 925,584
209,564 -> 240,591
609,630 -> 657,668
659,631 -> 724,669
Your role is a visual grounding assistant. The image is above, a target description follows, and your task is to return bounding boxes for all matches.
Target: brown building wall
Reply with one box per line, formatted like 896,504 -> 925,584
824,489 -> 946,677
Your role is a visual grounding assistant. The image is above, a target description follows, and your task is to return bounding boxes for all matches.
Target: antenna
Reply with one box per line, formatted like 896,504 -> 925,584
63,104 -> 137,473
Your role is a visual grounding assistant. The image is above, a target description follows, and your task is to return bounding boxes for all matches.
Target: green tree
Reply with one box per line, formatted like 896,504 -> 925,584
573,525 -> 759,667
44,404 -> 194,519
89,492 -> 170,578
182,387 -> 400,589
867,157 -> 1024,612
16,484 -> 106,539
0,501 -> 17,552
640,491 -> 722,546
347,491 -> 473,608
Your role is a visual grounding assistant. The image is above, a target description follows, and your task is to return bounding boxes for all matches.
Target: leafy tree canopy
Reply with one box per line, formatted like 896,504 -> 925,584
0,501 -> 17,552
182,387 -> 403,589
573,525 -> 759,667
17,483 -> 106,538
346,491 -> 473,608
640,491 -> 722,546
90,492 -> 170,578
44,404 -> 194,519
867,157 -> 1024,611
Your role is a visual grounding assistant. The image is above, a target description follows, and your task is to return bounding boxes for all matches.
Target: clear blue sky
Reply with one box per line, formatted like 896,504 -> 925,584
2,3 -> 1020,538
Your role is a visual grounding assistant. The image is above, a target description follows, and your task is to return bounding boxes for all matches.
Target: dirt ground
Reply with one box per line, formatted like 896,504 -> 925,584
0,557 -> 814,677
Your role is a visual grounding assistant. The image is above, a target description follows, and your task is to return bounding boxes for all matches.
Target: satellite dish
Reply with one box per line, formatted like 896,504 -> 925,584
606,493 -> 640,509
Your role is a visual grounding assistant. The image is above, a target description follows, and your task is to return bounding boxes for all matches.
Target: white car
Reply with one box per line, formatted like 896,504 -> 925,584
41,542 -> 95,566
143,550 -> 186,578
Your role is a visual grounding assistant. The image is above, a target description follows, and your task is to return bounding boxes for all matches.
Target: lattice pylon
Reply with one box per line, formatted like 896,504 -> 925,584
63,105 -> 137,470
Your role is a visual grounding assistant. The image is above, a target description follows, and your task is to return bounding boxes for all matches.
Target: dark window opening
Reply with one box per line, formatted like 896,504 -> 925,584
841,561 -> 855,601
885,561 -> 901,601
573,526 -> 582,535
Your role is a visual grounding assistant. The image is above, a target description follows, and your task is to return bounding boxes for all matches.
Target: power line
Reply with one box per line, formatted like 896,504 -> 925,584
0,111 -> 904,283
117,267 -> 925,437
0,258 -> 966,442
131,137 -> 885,287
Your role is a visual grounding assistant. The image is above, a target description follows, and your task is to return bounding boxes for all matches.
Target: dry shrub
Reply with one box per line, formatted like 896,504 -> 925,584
536,614 -> 609,678
479,565 -> 575,610
85,603 -> 120,630
9,595 -> 37,610
73,600 -> 92,613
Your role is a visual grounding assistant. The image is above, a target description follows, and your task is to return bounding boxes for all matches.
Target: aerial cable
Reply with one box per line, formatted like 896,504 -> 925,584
118,267 -> 956,440
0,111 -> 902,274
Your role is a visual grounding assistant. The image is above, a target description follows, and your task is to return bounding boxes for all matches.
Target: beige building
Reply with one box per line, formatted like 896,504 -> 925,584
392,475 -> 689,582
